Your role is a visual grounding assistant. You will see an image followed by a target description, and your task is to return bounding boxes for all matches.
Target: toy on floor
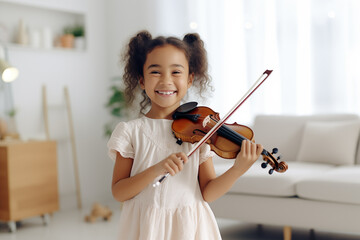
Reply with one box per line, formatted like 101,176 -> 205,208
84,202 -> 112,223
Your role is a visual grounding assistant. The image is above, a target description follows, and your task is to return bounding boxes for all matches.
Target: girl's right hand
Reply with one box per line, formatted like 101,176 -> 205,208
153,152 -> 188,176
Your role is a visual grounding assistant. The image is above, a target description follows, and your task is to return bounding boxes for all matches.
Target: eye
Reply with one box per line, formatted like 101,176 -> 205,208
172,70 -> 182,75
150,70 -> 160,75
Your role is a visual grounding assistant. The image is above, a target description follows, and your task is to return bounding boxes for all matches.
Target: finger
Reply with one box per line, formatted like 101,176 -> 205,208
172,156 -> 184,171
244,140 -> 251,154
241,140 -> 247,154
176,152 -> 188,164
168,158 -> 180,174
256,144 -> 263,156
164,162 -> 176,176
251,141 -> 257,155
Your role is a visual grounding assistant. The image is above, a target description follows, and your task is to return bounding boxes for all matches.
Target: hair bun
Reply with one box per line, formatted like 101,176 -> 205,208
136,30 -> 152,43
183,33 -> 200,45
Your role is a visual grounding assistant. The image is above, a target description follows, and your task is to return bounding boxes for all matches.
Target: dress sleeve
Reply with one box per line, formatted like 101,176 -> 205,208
107,121 -> 134,161
199,143 -> 215,165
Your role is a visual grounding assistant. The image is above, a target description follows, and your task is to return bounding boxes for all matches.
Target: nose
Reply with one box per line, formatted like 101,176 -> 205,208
160,72 -> 172,84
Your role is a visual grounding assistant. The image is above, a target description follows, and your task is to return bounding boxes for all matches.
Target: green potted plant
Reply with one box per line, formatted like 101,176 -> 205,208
72,25 -> 85,38
61,24 -> 85,49
72,25 -> 85,50
104,77 -> 127,137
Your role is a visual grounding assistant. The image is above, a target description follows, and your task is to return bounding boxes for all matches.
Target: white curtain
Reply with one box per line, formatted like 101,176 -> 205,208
185,0 -> 360,124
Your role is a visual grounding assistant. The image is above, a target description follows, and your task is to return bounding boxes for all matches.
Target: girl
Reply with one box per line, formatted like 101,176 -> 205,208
107,30 -> 263,240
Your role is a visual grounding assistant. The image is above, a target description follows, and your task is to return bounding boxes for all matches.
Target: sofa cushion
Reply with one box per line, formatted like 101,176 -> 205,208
214,159 -> 334,197
252,114 -> 360,164
296,120 -> 360,165
296,166 -> 360,205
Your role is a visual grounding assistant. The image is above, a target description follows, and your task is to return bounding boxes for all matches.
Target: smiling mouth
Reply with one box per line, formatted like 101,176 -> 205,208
155,90 -> 177,96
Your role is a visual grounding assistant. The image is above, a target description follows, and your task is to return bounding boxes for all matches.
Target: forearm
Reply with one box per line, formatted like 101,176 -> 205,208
112,165 -> 158,202
202,141 -> 263,202
202,166 -> 246,203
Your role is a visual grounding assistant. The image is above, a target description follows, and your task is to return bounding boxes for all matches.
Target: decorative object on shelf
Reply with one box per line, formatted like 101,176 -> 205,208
60,25 -> 75,48
60,24 -> 85,49
104,76 -> 127,137
0,23 -> 9,43
1,1 -> 86,51
0,44 -> 20,140
15,19 -> 29,46
29,27 -> 41,48
41,27 -> 53,49
60,33 -> 74,48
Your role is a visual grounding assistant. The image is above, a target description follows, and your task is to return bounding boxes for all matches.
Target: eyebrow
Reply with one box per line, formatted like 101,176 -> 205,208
147,64 -> 185,69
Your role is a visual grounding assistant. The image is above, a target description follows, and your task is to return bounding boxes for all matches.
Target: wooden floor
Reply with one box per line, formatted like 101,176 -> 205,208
1,206 -> 360,240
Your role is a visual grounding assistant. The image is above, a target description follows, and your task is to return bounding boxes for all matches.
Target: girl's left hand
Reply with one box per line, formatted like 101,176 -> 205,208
232,140 -> 263,175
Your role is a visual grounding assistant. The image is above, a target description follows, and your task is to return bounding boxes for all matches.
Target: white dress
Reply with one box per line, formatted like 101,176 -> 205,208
107,117 -> 222,240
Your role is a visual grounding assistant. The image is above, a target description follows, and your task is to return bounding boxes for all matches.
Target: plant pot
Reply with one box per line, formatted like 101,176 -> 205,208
60,34 -> 74,48
74,36 -> 85,50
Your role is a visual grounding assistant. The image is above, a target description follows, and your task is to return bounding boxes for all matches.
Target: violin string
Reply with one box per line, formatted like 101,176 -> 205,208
210,117 -> 246,145
214,118 -> 271,157
218,124 -> 279,168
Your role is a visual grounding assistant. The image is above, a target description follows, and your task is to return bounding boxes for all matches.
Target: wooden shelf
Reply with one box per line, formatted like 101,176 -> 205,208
0,0 -> 86,51
6,42 -> 87,53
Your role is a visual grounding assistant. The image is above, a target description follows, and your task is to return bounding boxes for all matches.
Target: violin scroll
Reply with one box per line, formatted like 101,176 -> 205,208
260,148 -> 288,174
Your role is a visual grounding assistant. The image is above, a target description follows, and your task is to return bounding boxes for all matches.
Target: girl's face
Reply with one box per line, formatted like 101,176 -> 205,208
140,44 -> 193,118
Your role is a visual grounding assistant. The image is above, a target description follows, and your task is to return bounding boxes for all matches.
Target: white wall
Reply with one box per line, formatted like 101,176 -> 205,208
4,0 -> 114,209
105,0 -> 190,77
3,0 -> 194,210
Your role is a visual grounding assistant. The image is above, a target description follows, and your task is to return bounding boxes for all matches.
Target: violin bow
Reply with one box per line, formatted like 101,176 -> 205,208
153,69 -> 273,187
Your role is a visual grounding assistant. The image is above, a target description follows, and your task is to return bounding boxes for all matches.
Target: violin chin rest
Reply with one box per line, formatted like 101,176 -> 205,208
175,102 -> 198,113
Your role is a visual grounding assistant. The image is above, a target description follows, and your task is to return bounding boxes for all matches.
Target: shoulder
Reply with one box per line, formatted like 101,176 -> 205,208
112,118 -> 144,136
114,117 -> 143,129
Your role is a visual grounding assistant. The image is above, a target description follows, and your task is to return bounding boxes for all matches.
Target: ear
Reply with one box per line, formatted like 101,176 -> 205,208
188,73 -> 194,88
139,77 -> 145,90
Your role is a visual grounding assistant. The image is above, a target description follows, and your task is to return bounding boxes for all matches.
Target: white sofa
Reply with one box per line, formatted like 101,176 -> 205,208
210,114 -> 360,240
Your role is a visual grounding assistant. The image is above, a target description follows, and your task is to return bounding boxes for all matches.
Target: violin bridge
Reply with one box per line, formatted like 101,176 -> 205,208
202,115 -> 211,128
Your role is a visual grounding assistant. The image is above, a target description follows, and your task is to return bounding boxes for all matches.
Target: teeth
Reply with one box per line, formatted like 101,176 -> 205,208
157,91 -> 175,95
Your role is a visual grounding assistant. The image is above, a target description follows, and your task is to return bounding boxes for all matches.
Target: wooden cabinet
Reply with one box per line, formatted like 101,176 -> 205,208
0,140 -> 59,231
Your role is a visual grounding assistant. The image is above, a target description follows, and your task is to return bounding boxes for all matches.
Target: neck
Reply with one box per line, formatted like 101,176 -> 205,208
145,109 -> 174,120
145,104 -> 180,119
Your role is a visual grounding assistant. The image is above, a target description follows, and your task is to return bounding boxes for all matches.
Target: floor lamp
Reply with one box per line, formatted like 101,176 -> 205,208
0,44 -> 19,140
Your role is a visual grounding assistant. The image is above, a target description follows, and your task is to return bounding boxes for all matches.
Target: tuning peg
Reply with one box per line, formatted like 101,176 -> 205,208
269,168 -> 274,175
277,155 -> 281,160
261,162 -> 268,168
272,148 -> 278,154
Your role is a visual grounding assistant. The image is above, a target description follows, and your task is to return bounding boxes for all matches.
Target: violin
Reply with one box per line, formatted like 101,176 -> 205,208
171,102 -> 288,174
153,70 -> 286,187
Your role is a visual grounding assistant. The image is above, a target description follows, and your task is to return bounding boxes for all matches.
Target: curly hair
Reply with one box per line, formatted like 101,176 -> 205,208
122,30 -> 212,115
